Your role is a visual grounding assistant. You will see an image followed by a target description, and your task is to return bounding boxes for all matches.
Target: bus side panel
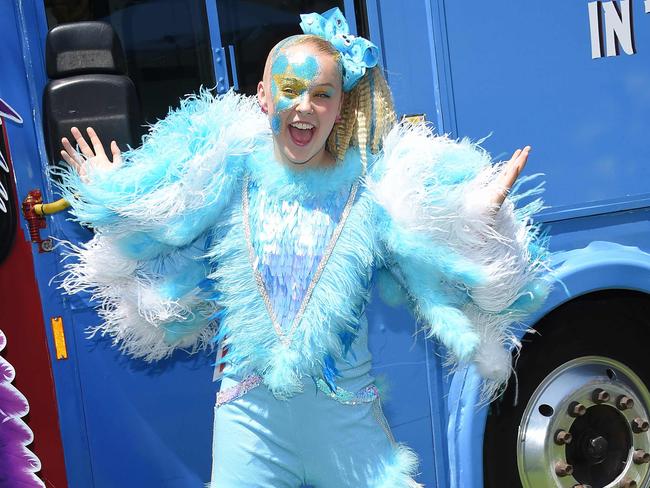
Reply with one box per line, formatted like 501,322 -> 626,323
0,1 -> 71,486
443,0 -> 650,213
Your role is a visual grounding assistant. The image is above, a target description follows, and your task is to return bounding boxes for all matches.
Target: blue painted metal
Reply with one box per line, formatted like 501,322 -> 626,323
423,342 -> 451,487
366,296 -> 440,488
363,5 -> 453,485
363,15 -> 452,488
5,1 -> 94,485
364,1 -> 440,124
374,1 -> 650,486
447,365 -> 485,488
227,45 -> 239,91
538,194 -> 650,223
343,0 -> 358,35
205,0 -> 230,93
422,0 -> 455,135
442,0 -> 650,213
363,1 -> 386,68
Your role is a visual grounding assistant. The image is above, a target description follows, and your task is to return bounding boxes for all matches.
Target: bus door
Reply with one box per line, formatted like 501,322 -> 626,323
33,2 -> 220,486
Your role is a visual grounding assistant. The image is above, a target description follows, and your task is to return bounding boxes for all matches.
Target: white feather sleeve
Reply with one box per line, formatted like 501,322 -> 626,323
369,123 -> 550,398
56,91 -> 267,360
60,232 -> 217,361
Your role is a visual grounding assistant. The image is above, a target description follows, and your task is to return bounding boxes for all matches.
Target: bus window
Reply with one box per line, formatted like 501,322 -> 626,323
44,0 -> 214,125
215,1 -> 349,96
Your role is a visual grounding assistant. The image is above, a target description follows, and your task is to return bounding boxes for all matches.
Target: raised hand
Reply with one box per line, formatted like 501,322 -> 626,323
60,127 -> 122,181
489,145 -> 531,209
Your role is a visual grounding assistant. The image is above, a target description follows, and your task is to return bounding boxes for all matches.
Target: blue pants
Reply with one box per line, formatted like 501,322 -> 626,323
209,377 -> 422,487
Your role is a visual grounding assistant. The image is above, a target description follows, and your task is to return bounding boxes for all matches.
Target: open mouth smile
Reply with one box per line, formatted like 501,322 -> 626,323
288,121 -> 316,146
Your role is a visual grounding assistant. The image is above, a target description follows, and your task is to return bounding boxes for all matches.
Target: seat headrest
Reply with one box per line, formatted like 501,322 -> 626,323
46,21 -> 127,79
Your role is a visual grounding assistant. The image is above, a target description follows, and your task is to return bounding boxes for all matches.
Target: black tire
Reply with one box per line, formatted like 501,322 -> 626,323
483,291 -> 650,488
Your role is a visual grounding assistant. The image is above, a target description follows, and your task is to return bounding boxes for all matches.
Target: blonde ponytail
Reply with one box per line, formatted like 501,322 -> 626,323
327,66 -> 396,172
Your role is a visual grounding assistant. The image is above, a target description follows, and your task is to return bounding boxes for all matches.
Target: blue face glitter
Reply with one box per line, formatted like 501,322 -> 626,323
271,114 -> 282,134
291,55 -> 319,80
269,51 -> 323,134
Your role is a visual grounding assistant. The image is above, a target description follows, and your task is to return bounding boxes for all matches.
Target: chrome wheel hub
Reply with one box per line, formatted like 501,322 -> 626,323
517,357 -> 650,487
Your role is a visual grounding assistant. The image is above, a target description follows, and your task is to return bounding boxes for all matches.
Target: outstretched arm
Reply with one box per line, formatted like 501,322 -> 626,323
56,91 -> 266,247
371,125 -> 550,399
56,91 -> 267,360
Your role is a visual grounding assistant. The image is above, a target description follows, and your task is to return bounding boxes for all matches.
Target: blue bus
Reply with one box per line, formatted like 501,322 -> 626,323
1,1 -> 649,487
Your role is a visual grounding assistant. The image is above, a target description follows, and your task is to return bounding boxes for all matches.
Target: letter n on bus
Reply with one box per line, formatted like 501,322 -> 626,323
588,0 -> 636,58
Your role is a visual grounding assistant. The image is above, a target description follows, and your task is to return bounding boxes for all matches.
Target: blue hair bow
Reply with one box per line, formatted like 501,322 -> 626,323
299,8 -> 379,92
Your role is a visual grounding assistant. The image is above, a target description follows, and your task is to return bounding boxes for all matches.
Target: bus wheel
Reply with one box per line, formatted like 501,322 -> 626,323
484,292 -> 650,488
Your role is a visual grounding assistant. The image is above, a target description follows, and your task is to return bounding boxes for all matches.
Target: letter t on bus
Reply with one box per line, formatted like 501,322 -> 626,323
588,0 -> 636,58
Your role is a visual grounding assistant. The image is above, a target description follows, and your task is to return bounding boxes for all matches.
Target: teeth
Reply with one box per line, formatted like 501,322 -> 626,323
290,122 -> 314,130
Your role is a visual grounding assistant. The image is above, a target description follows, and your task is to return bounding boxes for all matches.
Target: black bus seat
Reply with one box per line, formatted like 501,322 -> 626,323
43,21 -> 142,166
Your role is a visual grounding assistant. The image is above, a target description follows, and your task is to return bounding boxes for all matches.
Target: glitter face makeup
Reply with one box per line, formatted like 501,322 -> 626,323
258,40 -> 343,169
271,53 -> 320,133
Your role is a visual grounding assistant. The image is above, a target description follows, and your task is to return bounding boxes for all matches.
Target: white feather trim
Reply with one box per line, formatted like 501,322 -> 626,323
58,234 -> 216,361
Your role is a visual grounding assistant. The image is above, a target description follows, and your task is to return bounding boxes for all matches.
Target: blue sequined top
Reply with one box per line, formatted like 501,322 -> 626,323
248,181 -> 350,332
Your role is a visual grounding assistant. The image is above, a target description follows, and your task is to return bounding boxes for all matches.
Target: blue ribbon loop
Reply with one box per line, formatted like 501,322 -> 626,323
299,7 -> 379,91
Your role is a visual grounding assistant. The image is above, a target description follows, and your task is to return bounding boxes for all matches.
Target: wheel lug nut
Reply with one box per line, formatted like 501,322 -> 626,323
568,401 -> 587,417
592,388 -> 610,403
616,395 -> 634,410
554,429 -> 573,445
555,461 -> 573,477
631,417 -> 650,433
633,449 -> 650,464
619,479 -> 637,488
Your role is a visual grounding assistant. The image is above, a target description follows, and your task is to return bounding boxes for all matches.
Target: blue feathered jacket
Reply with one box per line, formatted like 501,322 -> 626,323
59,91 -> 549,400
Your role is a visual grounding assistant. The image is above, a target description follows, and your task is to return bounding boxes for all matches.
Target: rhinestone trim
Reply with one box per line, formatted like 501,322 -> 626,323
372,397 -> 396,445
316,379 -> 379,405
216,374 -> 381,408
215,374 -> 263,407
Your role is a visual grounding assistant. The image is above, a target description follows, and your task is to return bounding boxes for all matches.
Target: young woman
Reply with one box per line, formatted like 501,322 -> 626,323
59,8 -> 548,487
